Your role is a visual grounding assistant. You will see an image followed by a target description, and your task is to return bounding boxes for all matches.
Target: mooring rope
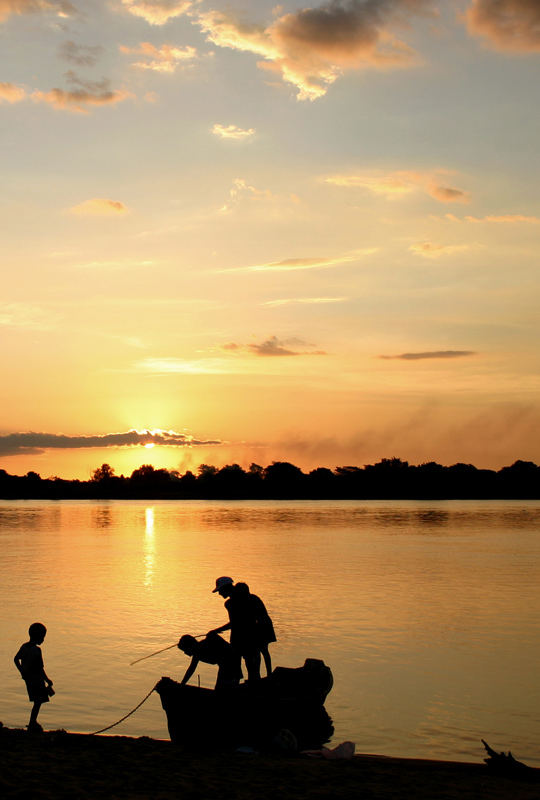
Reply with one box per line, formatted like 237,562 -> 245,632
89,684 -> 157,735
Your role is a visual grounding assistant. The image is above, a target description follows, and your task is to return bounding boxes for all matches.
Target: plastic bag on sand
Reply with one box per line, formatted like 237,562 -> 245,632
301,741 -> 355,760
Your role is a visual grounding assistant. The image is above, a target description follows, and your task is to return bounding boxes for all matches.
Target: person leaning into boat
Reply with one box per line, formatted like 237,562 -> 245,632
208,576 -> 274,681
177,632 -> 242,690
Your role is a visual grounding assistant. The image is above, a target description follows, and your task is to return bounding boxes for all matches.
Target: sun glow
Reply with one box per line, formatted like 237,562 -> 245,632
144,442 -> 155,449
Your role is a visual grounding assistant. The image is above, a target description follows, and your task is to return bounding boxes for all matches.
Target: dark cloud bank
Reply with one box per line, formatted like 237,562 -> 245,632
379,350 -> 476,360
0,429 -> 221,457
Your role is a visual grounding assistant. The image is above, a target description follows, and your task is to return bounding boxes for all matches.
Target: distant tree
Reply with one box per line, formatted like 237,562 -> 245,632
198,464 -> 218,478
25,471 -> 41,481
130,464 -> 171,482
91,463 -> 115,482
263,461 -> 306,497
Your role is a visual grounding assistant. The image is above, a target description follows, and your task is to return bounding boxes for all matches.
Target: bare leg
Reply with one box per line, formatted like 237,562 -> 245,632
261,645 -> 272,677
29,701 -> 42,730
243,650 -> 261,681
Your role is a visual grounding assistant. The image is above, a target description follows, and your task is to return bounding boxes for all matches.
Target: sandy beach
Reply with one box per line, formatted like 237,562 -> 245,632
1,725 -> 539,800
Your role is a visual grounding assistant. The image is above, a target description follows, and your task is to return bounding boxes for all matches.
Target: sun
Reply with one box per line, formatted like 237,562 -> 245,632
144,442 -> 155,449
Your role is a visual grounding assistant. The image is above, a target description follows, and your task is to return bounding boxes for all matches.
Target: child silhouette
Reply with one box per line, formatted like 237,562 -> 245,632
14,622 -> 54,732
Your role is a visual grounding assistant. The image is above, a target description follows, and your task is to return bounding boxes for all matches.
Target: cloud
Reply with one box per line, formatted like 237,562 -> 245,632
58,41 -> 104,67
195,0 -> 431,101
69,198 -> 129,216
218,177 -> 300,215
409,241 -> 471,257
0,0 -> 76,23
120,42 -> 198,72
464,214 -> 540,224
121,0 -> 193,26
0,429 -> 221,456
0,303 -> 52,330
136,357 -> 230,374
223,248 -> 375,273
221,336 -> 326,357
0,82 -> 26,103
465,0 -> 540,52
379,350 -> 476,360
74,259 -> 155,269
32,85 -> 131,113
263,297 -> 347,306
325,169 -> 471,204
212,123 -> 255,140
427,184 -> 470,203
248,336 -> 326,356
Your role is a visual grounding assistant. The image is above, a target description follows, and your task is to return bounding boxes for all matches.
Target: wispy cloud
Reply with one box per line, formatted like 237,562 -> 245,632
32,85 -> 132,113
0,82 -> 26,103
195,0 -> 431,101
247,336 -> 326,356
74,259 -> 155,269
219,177 -> 300,215
325,169 -> 471,204
0,428 -> 221,456
69,198 -> 129,216
380,350 -> 476,360
263,297 -> 347,307
222,337 -> 326,357
58,41 -> 104,67
121,0 -> 194,26
409,241 -> 472,258
212,123 -> 255,140
0,303 -> 52,330
466,0 -> 540,52
120,42 -> 198,72
135,357 -> 230,374
221,248 -> 376,273
464,214 -> 540,224
0,0 -> 76,23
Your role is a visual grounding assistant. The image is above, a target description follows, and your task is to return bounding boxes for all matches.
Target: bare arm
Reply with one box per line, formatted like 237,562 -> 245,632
13,649 -> 23,676
207,623 -> 231,635
180,655 -> 199,685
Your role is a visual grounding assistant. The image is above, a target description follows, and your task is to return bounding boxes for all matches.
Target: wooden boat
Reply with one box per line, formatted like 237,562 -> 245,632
155,658 -> 334,751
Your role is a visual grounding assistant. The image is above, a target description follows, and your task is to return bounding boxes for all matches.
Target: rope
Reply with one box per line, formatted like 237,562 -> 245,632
89,685 -> 157,735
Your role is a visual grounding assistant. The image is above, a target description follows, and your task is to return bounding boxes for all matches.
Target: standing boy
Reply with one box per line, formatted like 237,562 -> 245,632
14,622 -> 54,732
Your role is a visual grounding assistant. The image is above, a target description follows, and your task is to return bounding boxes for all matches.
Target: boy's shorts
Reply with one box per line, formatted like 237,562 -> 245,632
25,678 -> 50,704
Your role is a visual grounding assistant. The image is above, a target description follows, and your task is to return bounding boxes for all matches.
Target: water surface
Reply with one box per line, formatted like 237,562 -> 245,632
2,499 -> 540,764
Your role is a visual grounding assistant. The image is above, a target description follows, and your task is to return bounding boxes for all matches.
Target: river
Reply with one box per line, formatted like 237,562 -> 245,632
2,499 -> 540,763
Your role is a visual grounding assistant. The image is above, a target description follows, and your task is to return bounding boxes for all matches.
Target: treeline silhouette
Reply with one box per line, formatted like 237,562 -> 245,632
1,458 -> 540,499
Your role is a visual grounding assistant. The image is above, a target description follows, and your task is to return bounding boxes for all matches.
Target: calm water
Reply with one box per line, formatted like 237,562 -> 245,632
2,499 -> 540,764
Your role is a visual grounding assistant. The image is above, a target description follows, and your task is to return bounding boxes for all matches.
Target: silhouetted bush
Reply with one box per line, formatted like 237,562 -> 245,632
0,457 -> 538,499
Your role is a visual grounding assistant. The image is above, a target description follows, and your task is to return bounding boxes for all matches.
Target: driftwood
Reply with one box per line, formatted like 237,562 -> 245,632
482,739 -> 539,780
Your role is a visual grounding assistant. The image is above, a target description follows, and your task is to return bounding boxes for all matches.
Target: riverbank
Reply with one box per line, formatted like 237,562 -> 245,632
0,726 -> 539,800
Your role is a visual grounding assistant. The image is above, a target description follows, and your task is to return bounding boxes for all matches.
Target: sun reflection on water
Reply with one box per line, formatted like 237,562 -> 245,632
144,507 -> 155,587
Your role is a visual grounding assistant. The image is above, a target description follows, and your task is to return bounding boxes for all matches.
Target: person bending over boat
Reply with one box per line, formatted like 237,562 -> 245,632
177,632 -> 242,690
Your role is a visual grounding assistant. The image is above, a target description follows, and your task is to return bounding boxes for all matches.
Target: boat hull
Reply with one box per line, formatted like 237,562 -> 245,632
155,658 -> 334,751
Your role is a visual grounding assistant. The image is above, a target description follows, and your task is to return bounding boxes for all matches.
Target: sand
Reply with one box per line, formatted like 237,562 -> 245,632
1,725 -> 539,800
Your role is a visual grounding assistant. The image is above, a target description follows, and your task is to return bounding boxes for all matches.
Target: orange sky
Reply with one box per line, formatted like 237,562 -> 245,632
1,0 -> 540,479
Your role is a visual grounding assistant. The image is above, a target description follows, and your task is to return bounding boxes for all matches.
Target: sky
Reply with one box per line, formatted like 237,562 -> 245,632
1,0 -> 539,480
